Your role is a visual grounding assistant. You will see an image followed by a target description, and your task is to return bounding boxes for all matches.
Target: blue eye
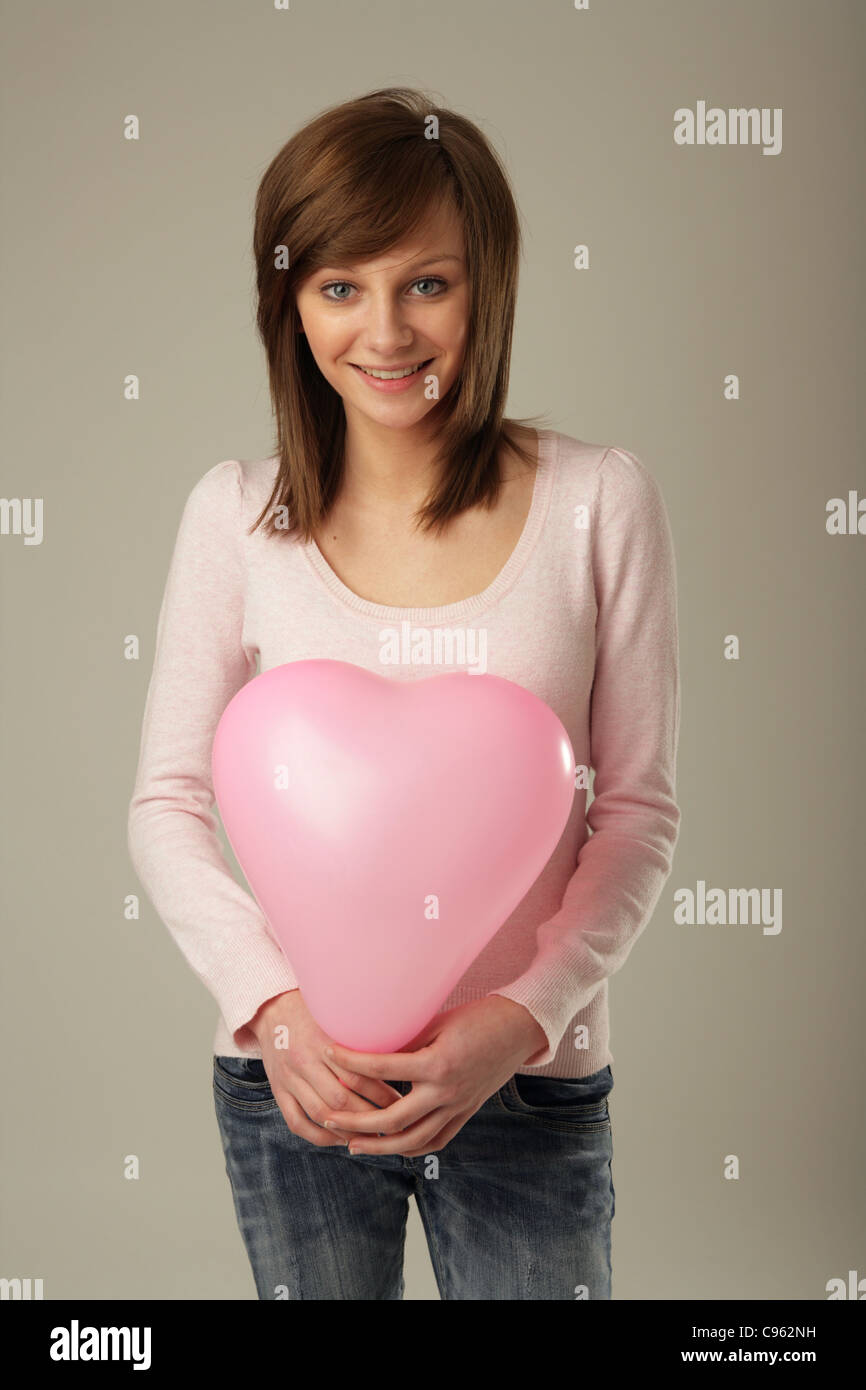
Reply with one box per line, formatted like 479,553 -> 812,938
320,276 -> 447,302
412,277 -> 447,296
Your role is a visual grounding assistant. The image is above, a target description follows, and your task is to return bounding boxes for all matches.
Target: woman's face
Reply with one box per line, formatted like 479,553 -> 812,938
294,202 -> 469,434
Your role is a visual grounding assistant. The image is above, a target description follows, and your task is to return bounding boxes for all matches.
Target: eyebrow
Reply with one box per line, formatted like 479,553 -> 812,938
318,254 -> 463,275
405,254 -> 463,268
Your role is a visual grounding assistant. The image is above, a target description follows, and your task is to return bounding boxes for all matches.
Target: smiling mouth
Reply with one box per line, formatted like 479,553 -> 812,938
350,358 -> 434,380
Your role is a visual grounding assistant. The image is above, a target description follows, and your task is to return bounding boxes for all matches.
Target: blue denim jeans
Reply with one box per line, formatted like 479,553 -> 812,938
213,1055 -> 615,1300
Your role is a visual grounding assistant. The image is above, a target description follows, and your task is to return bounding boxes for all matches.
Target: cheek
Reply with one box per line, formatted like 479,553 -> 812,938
300,314 -> 348,371
296,293 -> 338,344
438,318 -> 468,372
441,306 -> 468,354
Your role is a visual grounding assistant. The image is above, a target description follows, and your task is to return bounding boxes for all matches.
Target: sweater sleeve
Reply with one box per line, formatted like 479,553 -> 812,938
491,446 -> 682,1066
126,459 -> 300,1050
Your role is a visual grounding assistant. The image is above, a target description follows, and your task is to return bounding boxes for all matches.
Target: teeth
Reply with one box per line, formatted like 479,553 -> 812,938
356,360 -> 427,380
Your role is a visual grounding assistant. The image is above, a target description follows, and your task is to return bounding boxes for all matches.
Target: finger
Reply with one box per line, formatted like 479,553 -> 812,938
316,1065 -> 399,1116
346,1107 -> 452,1154
329,1065 -> 403,1109
288,1076 -> 359,1141
400,1111 -> 470,1157
277,1091 -> 352,1147
296,1068 -> 396,1142
323,1091 -> 434,1135
324,1042 -> 431,1080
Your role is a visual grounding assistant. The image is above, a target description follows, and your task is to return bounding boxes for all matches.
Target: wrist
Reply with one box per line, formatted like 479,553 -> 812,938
249,989 -> 298,1042
484,995 -> 548,1063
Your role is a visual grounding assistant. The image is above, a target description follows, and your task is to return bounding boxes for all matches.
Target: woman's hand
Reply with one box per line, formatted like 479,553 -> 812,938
320,996 -> 549,1157
249,989 -> 404,1146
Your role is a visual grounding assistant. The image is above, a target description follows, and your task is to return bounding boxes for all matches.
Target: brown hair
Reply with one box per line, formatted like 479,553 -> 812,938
250,86 -> 549,543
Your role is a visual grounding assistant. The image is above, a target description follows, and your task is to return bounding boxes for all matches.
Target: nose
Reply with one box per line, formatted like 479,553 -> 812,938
359,288 -> 416,356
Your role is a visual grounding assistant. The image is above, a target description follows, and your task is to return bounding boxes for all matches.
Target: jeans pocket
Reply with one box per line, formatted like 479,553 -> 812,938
501,1066 -> 613,1131
212,1055 -> 279,1114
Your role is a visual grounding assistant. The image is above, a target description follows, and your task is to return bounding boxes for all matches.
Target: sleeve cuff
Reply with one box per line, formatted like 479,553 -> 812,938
488,953 -> 603,1067
214,934 -> 301,1051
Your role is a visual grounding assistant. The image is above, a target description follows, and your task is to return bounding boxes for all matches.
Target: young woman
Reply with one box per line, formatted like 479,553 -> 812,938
128,86 -> 681,1301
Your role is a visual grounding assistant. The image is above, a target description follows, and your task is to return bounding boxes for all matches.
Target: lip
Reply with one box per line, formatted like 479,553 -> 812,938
352,361 -> 427,371
349,357 -> 434,394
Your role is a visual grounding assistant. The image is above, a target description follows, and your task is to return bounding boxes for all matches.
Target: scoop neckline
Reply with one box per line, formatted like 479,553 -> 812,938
301,428 -> 557,623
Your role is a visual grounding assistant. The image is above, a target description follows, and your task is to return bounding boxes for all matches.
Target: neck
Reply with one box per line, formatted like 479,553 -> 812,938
340,412 -> 447,512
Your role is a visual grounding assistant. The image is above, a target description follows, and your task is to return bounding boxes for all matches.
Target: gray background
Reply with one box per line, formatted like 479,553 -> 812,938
1,0 -> 863,1299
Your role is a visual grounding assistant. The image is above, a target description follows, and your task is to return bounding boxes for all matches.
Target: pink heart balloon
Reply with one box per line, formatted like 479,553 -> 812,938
212,659 -> 575,1052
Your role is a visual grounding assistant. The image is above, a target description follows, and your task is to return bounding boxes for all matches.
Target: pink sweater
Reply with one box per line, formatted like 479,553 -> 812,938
127,429 -> 681,1076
